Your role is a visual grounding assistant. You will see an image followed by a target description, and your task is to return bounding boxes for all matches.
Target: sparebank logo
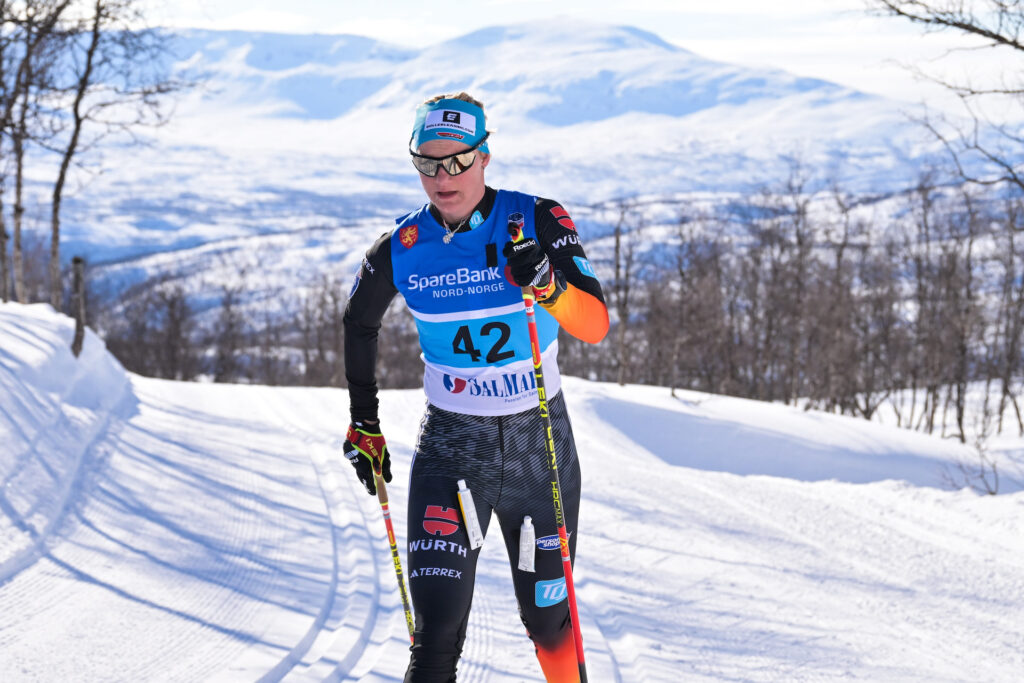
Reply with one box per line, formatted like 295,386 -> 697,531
406,266 -> 503,293
535,577 -> 567,607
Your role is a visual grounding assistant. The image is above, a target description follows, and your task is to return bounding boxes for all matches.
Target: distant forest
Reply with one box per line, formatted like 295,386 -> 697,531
73,166 -> 1024,454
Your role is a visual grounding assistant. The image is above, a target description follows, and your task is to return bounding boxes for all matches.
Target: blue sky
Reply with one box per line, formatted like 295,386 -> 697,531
142,0 -> 1012,119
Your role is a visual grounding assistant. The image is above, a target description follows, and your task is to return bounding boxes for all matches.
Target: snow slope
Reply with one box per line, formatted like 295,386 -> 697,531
45,19 -> 1013,321
2,303 -> 1024,681
57,20 -> 960,269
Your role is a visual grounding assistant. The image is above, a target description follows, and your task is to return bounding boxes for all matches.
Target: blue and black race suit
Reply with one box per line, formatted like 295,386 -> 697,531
343,186 -> 607,682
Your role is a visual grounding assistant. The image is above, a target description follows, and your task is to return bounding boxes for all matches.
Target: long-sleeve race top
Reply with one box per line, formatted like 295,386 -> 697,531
343,186 -> 608,422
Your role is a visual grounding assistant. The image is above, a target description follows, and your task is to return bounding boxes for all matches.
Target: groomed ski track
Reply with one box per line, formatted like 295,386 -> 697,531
2,304 -> 1024,681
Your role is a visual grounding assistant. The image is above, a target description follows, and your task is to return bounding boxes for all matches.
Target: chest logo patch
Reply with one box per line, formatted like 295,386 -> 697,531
399,224 -> 419,249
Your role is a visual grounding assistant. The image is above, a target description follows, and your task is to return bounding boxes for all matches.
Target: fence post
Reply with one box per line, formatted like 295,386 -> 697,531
71,256 -> 85,358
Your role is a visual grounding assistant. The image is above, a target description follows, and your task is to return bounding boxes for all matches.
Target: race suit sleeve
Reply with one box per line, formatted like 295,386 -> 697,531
533,198 -> 609,344
343,231 -> 398,422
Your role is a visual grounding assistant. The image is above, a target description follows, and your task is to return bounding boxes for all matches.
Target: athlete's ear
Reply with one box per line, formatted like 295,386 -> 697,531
480,152 -> 490,169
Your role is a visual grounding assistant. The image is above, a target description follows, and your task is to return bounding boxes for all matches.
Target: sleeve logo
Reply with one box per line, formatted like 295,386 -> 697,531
573,256 -> 597,279
549,206 -> 577,232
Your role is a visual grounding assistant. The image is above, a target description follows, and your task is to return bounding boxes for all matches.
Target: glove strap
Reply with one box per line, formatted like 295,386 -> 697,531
346,423 -> 387,474
535,269 -> 566,305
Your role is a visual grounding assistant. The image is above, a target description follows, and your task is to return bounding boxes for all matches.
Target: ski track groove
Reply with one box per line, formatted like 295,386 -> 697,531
252,390 -> 395,683
114,380 -> 270,683
3,376 -> 268,682
574,589 -> 626,683
750,480 -> 1024,639
458,540 -> 498,683
327,458 -> 395,682
679,473 -> 1015,678
0,378 -> 129,583
256,387 -> 629,682
287,441 -> 383,683
245,391 -> 345,683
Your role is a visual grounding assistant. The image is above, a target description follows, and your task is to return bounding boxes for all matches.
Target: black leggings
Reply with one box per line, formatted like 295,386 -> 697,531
403,391 -> 581,683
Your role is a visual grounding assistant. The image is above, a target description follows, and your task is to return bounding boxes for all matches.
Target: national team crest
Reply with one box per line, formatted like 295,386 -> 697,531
507,212 -> 525,232
399,224 -> 419,248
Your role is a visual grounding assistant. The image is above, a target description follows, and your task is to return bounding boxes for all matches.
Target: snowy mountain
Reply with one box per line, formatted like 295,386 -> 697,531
3,303 -> 1024,681
49,20 -> 963,289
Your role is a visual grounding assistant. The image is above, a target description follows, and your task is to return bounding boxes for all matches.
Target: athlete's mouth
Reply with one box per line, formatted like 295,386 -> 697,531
436,191 -> 458,199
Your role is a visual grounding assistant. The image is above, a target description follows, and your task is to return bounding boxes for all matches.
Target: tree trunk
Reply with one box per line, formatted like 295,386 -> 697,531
71,257 -> 85,357
0,211 -> 7,302
51,0 -> 102,310
12,97 -> 26,303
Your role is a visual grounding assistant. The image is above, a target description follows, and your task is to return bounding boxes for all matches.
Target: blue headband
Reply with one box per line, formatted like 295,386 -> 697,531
410,98 -> 489,153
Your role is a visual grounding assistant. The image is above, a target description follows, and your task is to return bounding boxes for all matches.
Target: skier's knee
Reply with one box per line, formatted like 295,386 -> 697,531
522,609 -> 571,650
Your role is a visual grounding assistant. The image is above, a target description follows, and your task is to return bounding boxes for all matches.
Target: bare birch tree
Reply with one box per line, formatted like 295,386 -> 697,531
869,1 -> 1024,190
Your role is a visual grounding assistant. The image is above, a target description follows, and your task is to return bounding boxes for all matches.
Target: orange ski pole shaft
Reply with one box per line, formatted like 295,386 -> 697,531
513,243 -> 588,681
373,467 -> 415,644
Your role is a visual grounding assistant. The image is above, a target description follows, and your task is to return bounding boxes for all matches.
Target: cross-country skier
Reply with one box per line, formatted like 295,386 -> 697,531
342,91 -> 608,683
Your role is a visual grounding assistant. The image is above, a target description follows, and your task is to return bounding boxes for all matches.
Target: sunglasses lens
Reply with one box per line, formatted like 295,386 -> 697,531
411,156 -> 440,177
411,149 -> 478,177
448,151 -> 476,175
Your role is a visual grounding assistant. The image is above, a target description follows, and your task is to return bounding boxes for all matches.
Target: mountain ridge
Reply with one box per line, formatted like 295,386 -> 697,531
36,18 -> 983,286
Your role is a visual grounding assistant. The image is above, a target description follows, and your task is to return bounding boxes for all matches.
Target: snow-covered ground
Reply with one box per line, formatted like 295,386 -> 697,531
2,302 -> 1024,682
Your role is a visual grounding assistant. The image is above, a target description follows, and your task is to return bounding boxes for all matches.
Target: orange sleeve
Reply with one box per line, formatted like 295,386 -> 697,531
539,282 -> 609,344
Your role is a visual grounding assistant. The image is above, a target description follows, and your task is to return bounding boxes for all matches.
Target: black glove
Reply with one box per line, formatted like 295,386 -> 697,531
344,421 -> 392,496
503,236 -> 551,288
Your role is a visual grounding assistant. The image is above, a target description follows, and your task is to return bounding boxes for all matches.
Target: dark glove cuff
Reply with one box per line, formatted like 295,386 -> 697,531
537,269 -> 567,306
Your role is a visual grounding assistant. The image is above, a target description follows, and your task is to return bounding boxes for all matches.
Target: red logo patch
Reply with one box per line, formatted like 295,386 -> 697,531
423,505 -> 460,536
503,265 -> 518,288
550,206 -> 576,232
399,224 -> 419,248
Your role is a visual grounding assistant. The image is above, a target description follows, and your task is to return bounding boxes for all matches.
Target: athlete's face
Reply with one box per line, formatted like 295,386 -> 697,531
415,139 -> 489,226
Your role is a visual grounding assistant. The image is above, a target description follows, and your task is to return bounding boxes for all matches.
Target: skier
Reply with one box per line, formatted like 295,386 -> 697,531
342,91 -> 608,682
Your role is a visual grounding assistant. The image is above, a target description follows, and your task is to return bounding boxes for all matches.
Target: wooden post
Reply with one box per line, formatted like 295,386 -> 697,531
0,222 -> 8,302
71,256 -> 85,358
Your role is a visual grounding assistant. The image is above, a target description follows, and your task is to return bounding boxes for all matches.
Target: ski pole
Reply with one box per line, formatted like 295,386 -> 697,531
372,464 -> 415,645
512,232 -> 588,682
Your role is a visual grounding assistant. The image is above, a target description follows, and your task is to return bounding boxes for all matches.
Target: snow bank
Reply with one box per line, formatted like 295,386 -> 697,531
0,302 -> 131,579
1,304 -> 1023,681
564,378 -> 977,488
